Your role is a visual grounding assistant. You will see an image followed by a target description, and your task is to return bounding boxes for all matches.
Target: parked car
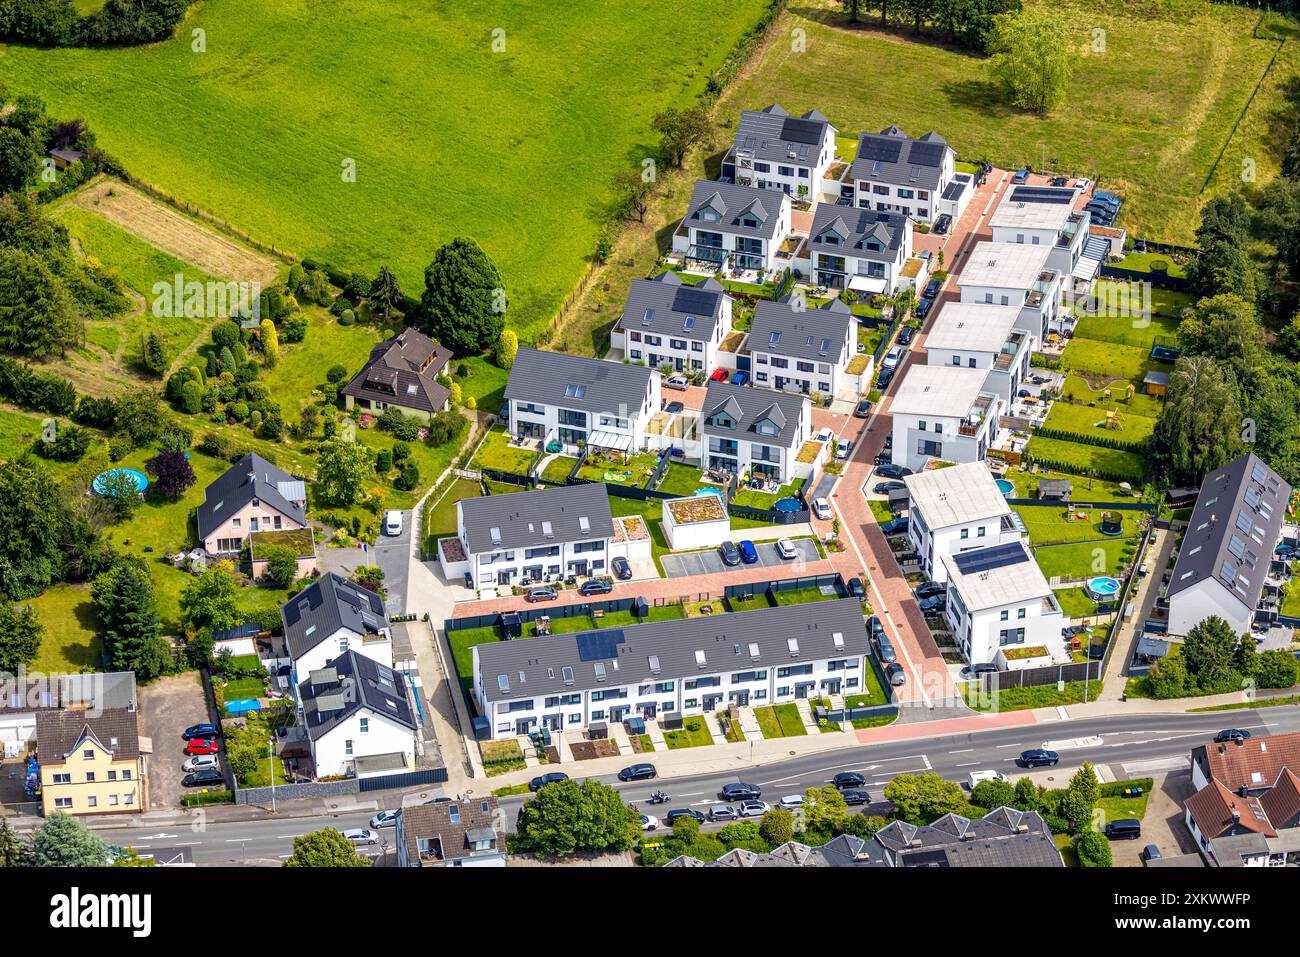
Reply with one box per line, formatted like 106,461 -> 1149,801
778,795 -> 806,810
731,371 -> 749,386
708,805 -> 738,822
841,789 -> 871,806
738,800 -> 770,818
1093,191 -> 1121,209
812,497 -> 833,521
618,763 -> 657,782
525,586 -> 558,603
833,772 -> 866,789
881,516 -> 909,536
343,828 -> 380,846
719,540 -> 741,566
913,298 -> 932,321
917,595 -> 945,614
529,771 -> 569,792
875,463 -> 912,479
611,556 -> 632,581
776,538 -> 798,560
961,662 -> 999,679
709,368 -> 729,382
854,399 -> 873,418
836,438 -> 851,460
738,540 -> 759,565
720,782 -> 762,801
847,577 -> 866,598
875,367 -> 894,389
183,723 -> 220,741
933,213 -> 952,235
182,754 -> 219,773
664,374 -> 689,391
1075,177 -> 1091,192
185,738 -> 218,756
1012,167 -> 1030,184
914,581 -> 945,600
1141,844 -> 1162,863
967,770 -> 1008,789
1018,749 -> 1059,768
882,345 -> 903,369
815,427 -> 835,443
1214,729 -> 1252,743
1050,175 -> 1068,187
885,662 -> 906,687
923,278 -> 942,300
578,578 -> 612,597
666,808 -> 704,825
384,510 -> 403,536
1104,819 -> 1142,841
640,814 -> 660,831
873,481 -> 905,495
875,634 -> 897,665
370,809 -> 399,829
181,769 -> 224,789
897,325 -> 915,345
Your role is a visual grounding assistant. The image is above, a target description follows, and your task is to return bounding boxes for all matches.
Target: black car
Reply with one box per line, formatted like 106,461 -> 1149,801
1018,749 -> 1060,768
873,481 -> 906,495
875,463 -> 912,480
720,782 -> 762,801
875,367 -> 894,389
183,723 -> 220,741
525,586 -> 558,603
1214,729 -> 1252,744
917,595 -> 945,614
933,213 -> 952,235
913,298 -> 932,320
885,662 -> 906,687
854,399 -> 873,418
923,279 -> 942,300
847,577 -> 866,598
962,662 -> 998,678
719,540 -> 741,567
618,763 -> 657,782
1104,819 -> 1142,841
881,516 -> 909,536
897,325 -> 915,345
1050,175 -> 1069,187
611,556 -> 632,581
841,789 -> 871,806
529,772 -> 569,792
578,578 -> 612,597
665,808 -> 705,825
914,582 -> 946,600
182,769 -> 225,789
833,772 -> 866,789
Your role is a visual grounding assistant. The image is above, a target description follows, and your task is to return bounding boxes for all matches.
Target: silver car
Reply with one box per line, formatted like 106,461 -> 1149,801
182,754 -> 218,773
343,828 -> 379,846
738,800 -> 770,818
776,538 -> 798,560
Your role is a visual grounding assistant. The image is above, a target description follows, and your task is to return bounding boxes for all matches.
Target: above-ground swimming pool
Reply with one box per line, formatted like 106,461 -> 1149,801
1086,576 -> 1120,601
773,497 -> 802,513
92,468 -> 149,496
995,479 -> 1015,497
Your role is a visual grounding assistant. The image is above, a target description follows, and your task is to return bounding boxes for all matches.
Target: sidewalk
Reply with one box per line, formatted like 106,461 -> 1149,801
1096,525 -> 1177,701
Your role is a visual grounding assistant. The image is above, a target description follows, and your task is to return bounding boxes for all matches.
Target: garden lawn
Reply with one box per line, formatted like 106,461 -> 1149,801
1071,295 -> 1182,348
26,585 -> 104,673
961,679 -> 1103,712
1034,538 -> 1138,580
1022,436 -> 1145,484
1054,587 -> 1102,620
1059,376 -> 1165,420
422,477 -> 482,552
663,715 -> 714,749
1013,503 -> 1143,546
574,451 -> 660,488
538,455 -> 578,485
471,428 -> 537,476
1000,465 -> 1138,505
448,626 -> 501,698
770,586 -> 837,606
1060,338 -> 1169,383
1040,401 -> 1156,446
753,703 -> 807,738
657,462 -> 711,498
1,0 -> 774,343
731,477 -> 805,510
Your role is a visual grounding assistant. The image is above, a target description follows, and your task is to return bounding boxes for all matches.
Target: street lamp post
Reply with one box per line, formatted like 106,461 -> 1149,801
269,736 -> 276,813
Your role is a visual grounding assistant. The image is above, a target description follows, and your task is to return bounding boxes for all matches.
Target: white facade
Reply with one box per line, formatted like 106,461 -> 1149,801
905,463 -> 1026,583
510,374 -> 661,453
889,366 -> 1001,473
1166,577 -> 1254,639
957,242 -> 1064,343
459,518 -> 613,589
923,302 -> 1033,405
291,631 -> 394,701
802,205 -> 913,295
853,155 -> 954,224
672,182 -> 794,275
310,708 -> 418,780
661,496 -> 732,551
617,297 -> 733,374
941,547 -> 1065,666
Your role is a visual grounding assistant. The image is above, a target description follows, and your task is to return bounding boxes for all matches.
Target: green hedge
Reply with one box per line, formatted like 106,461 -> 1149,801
1033,425 -> 1150,455
1099,777 -> 1154,798
182,790 -> 234,807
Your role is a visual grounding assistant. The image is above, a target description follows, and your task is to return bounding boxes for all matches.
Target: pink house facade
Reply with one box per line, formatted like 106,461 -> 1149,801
195,453 -> 309,556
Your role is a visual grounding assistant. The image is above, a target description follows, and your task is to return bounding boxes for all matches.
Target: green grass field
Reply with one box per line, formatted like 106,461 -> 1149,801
1014,503 -> 1143,546
1036,538 -> 1137,581
0,0 -> 772,342
1040,401 -> 1157,446
717,0 -> 1286,243
1023,436 -> 1146,483
1060,338 -> 1171,383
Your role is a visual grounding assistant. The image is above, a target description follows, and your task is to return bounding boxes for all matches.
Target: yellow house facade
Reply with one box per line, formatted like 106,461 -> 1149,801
36,708 -> 145,816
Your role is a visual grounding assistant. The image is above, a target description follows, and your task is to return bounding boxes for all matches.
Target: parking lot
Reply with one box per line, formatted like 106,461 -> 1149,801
138,672 -> 217,810
371,509 -> 412,616
661,538 -> 819,579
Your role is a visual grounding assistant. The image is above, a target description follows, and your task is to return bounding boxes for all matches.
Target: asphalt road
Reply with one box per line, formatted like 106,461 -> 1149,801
371,509 -> 412,616
88,704 -> 1299,863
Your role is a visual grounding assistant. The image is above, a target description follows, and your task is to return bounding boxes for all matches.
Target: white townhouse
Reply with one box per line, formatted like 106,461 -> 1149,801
989,184 -> 1108,290
941,541 -> 1066,667
699,379 -> 811,483
673,180 -> 793,275
455,483 -> 616,589
281,572 -> 394,703
803,204 -> 912,295
904,462 -> 1027,584
1166,453 -> 1291,638
748,295 -> 855,398
298,651 -> 419,780
472,598 -> 871,739
889,365 -> 1001,473
505,348 -> 660,454
611,271 -> 732,375
850,126 -> 964,225
721,103 -> 838,200
957,241 -> 1064,343
923,301 -> 1033,405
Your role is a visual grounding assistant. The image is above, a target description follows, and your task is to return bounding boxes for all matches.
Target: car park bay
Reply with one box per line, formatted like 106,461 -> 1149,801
660,538 -> 820,578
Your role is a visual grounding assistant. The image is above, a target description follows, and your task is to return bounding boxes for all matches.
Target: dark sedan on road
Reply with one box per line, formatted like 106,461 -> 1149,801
578,578 -> 612,597
917,595 -> 946,614
885,662 -> 906,687
933,213 -> 952,235
1018,749 -> 1060,768
841,789 -> 871,806
525,586 -> 558,603
873,481 -> 906,495
529,772 -> 569,792
875,463 -> 913,480
720,782 -> 762,801
914,298 -> 932,321
833,772 -> 866,789
666,808 -> 705,825
738,540 -> 759,565
1214,729 -> 1252,743
875,367 -> 895,389
182,770 -> 225,789
618,763 -> 657,782
897,325 -> 915,345
847,577 -> 866,598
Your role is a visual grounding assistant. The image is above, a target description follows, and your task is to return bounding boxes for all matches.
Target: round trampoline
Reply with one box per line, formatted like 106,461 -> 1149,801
92,468 -> 149,496
995,479 -> 1015,497
773,497 -> 802,513
1099,511 -> 1124,536
1086,577 -> 1120,601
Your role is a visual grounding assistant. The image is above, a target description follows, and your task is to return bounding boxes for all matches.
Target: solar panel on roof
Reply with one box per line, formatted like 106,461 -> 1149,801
858,137 -> 903,164
575,628 -> 626,662
1008,186 -> 1072,205
908,141 -> 946,167
672,286 -> 719,316
780,117 -> 823,146
952,541 -> 1028,575
1252,461 -> 1268,484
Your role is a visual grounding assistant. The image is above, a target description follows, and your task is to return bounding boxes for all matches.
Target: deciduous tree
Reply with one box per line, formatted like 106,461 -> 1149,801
284,827 -> 371,867
420,237 -> 506,355
987,11 -> 1073,114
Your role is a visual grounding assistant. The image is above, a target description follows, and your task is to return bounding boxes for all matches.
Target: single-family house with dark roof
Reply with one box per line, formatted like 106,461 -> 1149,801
298,650 -> 418,779
504,348 -> 660,453
804,203 -> 911,295
850,126 -> 958,225
748,295 -> 855,398
1186,732 -> 1300,866
341,327 -> 452,421
1166,452 -> 1291,637
0,671 -> 137,751
665,833 -> 890,868
472,597 -> 869,739
281,572 -> 393,689
612,271 -> 733,375
721,104 -> 838,199
396,795 -> 506,867
195,452 -> 308,556
672,180 -> 793,276
36,708 -> 143,816
698,379 -> 810,483
455,482 -> 615,589
874,807 -> 1064,867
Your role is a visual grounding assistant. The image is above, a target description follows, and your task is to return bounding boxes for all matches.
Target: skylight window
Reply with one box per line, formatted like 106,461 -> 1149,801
748,642 -> 761,659
490,527 -> 502,544
648,655 -> 660,673
594,662 -> 606,681
787,638 -> 799,655
497,675 -> 510,691
695,650 -> 707,667
770,331 -> 781,345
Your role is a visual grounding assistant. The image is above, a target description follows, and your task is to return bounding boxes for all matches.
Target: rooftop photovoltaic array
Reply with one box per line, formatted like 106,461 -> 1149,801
780,117 -> 824,145
952,541 -> 1028,576
576,628 -> 626,662
672,286 -> 720,317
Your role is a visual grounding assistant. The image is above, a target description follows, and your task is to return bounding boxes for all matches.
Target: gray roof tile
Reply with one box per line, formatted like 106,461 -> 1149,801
459,483 -> 614,555
195,452 -> 306,541
850,126 -> 951,191
700,380 -> 808,449
617,272 -> 726,342
750,295 -> 852,364
732,103 -> 834,167
682,180 -> 788,241
280,572 -> 388,659
505,348 -> 655,418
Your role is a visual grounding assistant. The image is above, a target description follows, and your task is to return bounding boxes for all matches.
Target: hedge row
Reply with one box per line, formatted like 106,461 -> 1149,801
1023,450 -> 1143,485
701,0 -> 788,102
0,356 -> 78,417
0,0 -> 193,48
1099,777 -> 1155,798
1034,425 -> 1150,455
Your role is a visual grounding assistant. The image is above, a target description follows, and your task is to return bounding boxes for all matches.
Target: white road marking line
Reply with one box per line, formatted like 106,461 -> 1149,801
954,762 -> 980,768
948,748 -> 974,754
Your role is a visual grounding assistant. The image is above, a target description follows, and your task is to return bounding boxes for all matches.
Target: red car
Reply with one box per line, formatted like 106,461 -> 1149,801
185,738 -> 219,756
710,368 -> 729,382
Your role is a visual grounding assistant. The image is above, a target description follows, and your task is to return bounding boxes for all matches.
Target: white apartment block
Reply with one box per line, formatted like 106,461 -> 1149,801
748,295 -> 855,398
850,126 -> 959,225
699,380 -> 811,483
673,180 -> 793,275
803,204 -> 912,295
923,301 -> 1033,405
957,241 -> 1064,343
904,462 -> 1027,583
298,652 -> 419,780
889,365 -> 1001,473
989,184 -> 1107,289
722,104 -> 838,199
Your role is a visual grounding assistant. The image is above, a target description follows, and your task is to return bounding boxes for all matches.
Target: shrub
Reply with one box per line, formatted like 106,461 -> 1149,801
282,315 -> 307,343
395,463 -> 420,491
36,425 -> 92,462
326,365 -> 349,383
375,449 -> 393,473
339,309 -> 355,326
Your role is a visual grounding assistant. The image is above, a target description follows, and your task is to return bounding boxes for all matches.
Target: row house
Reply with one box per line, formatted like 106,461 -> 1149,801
672,180 -> 793,275
904,462 -> 1026,584
888,365 -> 1001,473
804,204 -> 911,295
721,103 -> 838,199
988,184 -> 1107,290
748,295 -> 855,398
472,598 -> 871,740
611,271 -> 732,374
699,379 -> 810,483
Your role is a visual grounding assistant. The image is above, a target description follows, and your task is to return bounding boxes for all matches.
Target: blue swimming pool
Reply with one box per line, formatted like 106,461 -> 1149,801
92,468 -> 149,496
774,497 -> 802,513
995,479 -> 1015,497
1086,576 -> 1120,600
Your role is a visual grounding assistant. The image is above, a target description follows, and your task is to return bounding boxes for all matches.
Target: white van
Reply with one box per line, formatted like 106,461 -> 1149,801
968,769 -> 1009,790
384,511 -> 403,536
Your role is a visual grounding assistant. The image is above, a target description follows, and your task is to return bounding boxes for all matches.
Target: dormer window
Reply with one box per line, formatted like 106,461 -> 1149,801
756,419 -> 778,436
740,216 -> 758,228
712,415 -> 734,429
821,233 -> 840,246
699,206 -> 721,223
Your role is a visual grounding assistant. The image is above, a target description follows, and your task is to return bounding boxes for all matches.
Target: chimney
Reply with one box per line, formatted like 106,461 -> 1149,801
1235,737 -> 1245,747
1231,808 -> 1241,824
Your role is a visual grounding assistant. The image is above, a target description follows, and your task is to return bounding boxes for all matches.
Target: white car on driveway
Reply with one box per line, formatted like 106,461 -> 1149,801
812,498 -> 832,521
815,427 -> 835,443
384,510 -> 403,536
182,754 -> 218,773
776,538 -> 798,560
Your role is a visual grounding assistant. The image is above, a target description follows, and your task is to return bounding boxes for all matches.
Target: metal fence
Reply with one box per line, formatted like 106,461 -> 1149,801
978,659 -> 1102,692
